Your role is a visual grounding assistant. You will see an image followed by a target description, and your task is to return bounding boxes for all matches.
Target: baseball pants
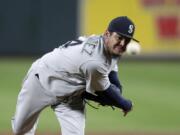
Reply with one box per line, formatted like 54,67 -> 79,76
11,67 -> 85,135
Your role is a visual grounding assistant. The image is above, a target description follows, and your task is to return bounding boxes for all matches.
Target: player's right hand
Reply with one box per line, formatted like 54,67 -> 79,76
122,100 -> 133,117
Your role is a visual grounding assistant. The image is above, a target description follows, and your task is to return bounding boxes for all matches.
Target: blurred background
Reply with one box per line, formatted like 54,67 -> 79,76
0,0 -> 180,134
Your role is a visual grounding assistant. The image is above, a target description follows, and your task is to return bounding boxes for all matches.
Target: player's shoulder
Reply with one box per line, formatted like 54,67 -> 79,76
85,34 -> 101,46
80,60 -> 108,73
78,34 -> 101,45
79,35 -> 103,56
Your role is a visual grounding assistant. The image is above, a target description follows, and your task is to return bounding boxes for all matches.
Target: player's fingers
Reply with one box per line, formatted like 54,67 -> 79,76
122,101 -> 134,116
122,110 -> 128,117
123,112 -> 127,117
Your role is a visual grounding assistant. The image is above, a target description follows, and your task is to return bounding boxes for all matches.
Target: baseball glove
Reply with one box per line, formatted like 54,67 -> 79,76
82,85 -> 133,116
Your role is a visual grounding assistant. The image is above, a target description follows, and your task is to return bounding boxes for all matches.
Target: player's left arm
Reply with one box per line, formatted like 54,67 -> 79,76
82,84 -> 132,116
108,71 -> 122,94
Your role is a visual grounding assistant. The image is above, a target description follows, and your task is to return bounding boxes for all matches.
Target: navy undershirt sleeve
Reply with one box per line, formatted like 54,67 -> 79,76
108,71 -> 122,93
95,84 -> 132,111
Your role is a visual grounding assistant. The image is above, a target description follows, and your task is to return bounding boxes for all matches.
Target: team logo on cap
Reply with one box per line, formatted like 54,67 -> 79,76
128,25 -> 134,34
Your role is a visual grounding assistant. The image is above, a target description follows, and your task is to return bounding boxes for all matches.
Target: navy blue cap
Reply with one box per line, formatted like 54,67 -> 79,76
108,16 -> 139,42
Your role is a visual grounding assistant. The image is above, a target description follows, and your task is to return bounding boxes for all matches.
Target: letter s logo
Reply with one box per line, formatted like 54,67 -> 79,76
128,25 -> 134,34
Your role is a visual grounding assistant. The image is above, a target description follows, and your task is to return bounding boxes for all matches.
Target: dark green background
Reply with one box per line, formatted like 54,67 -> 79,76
0,0 -> 78,55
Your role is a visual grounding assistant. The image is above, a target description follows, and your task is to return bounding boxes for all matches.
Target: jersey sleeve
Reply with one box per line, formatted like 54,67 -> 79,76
80,61 -> 110,94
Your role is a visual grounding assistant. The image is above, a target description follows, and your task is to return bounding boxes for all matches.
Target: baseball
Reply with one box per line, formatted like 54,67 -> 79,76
126,40 -> 141,55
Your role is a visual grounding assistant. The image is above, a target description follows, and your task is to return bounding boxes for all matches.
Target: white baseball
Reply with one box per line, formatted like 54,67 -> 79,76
126,40 -> 141,55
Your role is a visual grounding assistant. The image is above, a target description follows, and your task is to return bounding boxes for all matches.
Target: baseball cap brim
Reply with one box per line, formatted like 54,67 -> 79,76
117,32 -> 139,43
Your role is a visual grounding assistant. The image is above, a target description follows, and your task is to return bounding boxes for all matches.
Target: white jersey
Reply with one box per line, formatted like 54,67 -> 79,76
32,35 -> 119,97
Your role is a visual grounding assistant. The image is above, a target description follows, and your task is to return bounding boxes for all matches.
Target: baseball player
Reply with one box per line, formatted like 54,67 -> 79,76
11,16 -> 139,135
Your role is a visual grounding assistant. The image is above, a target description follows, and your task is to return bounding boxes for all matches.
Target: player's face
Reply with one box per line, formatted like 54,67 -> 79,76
105,31 -> 131,57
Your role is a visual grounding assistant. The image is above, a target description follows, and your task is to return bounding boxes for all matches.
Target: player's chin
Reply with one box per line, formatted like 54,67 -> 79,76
113,48 -> 124,56
111,51 -> 123,57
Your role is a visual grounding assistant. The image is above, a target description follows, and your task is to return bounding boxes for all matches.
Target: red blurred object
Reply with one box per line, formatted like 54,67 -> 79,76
141,0 -> 165,7
156,16 -> 179,38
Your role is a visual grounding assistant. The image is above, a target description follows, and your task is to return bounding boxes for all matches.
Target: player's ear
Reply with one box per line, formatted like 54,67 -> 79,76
104,30 -> 111,37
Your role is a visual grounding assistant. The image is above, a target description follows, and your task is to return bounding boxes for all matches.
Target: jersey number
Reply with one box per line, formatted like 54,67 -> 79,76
63,39 -> 83,48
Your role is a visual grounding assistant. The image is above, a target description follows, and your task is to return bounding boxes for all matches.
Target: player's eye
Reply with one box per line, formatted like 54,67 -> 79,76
118,36 -> 124,40
119,35 -> 131,45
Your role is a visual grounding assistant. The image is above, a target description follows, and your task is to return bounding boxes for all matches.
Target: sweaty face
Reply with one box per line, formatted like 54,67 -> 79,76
105,32 -> 131,57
